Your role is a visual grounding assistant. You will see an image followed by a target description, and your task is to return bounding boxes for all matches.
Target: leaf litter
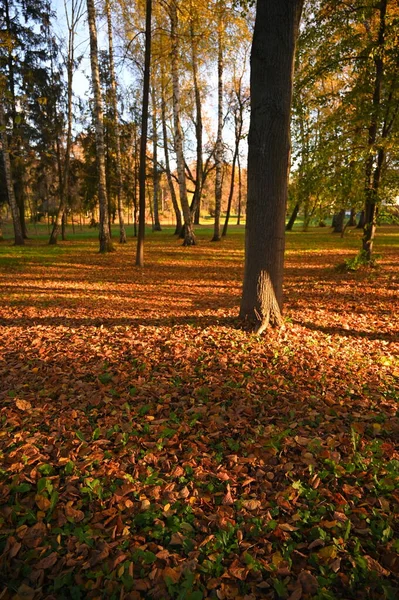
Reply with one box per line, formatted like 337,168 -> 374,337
0,229 -> 398,599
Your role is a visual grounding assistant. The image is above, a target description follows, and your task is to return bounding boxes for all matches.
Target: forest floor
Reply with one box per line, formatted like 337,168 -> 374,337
0,224 -> 398,600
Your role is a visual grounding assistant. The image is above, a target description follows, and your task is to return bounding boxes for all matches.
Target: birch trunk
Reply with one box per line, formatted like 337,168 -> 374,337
212,5 -> 224,242
0,104 -> 24,245
170,0 -> 195,246
106,0 -> 127,244
86,0 -> 114,253
151,83 -> 162,231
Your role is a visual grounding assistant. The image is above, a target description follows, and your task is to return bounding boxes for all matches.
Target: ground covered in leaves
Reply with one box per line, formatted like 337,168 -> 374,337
0,225 -> 398,600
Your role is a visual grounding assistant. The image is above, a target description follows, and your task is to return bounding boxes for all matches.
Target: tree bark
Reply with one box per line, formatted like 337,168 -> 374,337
212,4 -> 224,242
170,0 -> 195,246
135,0 -> 152,266
332,209 -> 345,233
0,104 -> 24,245
236,152 -> 242,225
240,0 -> 304,332
86,0 -> 114,253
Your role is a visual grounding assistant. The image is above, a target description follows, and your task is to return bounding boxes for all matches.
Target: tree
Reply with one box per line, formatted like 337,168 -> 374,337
135,0 -> 152,266
0,100 -> 24,245
240,0 -> 304,333
105,0 -> 127,244
50,0 -> 85,245
86,0 -> 114,252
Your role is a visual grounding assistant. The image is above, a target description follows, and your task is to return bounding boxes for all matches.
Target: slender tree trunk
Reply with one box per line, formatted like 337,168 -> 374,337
212,5 -> 224,242
160,67 -> 182,236
86,0 -> 114,253
49,0 -> 81,245
286,202 -> 300,231
222,147 -> 238,236
190,18 -> 204,225
236,152 -> 242,225
240,0 -> 304,332
0,105 -> 24,245
151,84 -> 162,231
362,0 -> 387,261
106,0 -> 127,244
347,207 -> 357,227
136,0 -> 152,265
332,209 -> 345,233
170,1 -> 195,246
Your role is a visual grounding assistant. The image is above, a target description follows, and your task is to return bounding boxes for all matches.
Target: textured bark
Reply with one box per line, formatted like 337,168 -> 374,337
0,105 -> 24,245
240,0 -> 304,330
86,0 -> 114,253
135,0 -> 152,266
212,6 -> 224,242
106,0 -> 127,244
286,202 -> 300,231
170,1 -> 195,246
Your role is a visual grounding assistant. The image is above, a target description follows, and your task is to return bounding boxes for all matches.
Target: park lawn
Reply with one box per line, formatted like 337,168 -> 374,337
0,224 -> 398,599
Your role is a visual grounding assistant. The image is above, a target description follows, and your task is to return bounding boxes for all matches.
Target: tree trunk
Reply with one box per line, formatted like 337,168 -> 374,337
135,0 -> 152,266
189,17 -> 204,225
236,152 -> 242,225
212,5 -> 224,242
240,0 -> 304,332
160,66 -> 182,236
286,202 -> 300,231
106,0 -> 127,244
347,207 -> 357,227
357,209 -> 365,229
151,84 -> 162,231
0,104 -> 24,245
222,145 -> 238,237
332,209 -> 345,233
170,1 -> 195,246
86,0 -> 114,253
362,0 -> 387,261
49,0 -> 81,245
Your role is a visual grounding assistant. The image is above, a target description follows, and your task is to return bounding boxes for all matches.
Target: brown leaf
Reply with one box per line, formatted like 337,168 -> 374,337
363,555 -> 390,576
163,567 -> 181,584
23,522 -> 46,548
65,503 -> 85,522
242,499 -> 261,511
298,570 -> 319,594
16,399 -> 32,411
36,551 -> 58,570
288,587 -> 303,600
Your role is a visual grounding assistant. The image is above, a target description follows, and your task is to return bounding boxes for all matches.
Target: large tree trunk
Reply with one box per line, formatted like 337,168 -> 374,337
135,0 -> 152,266
212,4 -> 224,242
362,0 -> 387,261
0,104 -> 24,245
240,0 -> 304,333
106,0 -> 127,244
170,1 -> 195,246
332,209 -> 345,233
86,0 -> 114,253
